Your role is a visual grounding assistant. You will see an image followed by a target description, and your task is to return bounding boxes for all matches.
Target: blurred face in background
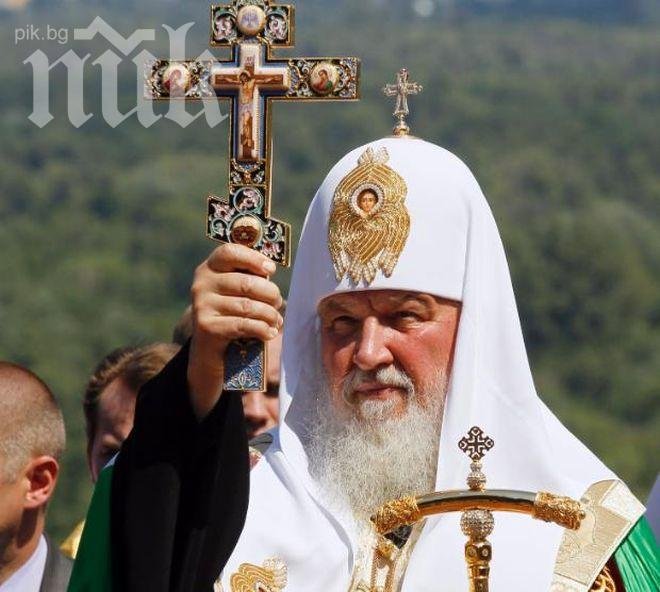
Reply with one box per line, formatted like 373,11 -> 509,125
87,377 -> 136,481
84,343 -> 180,482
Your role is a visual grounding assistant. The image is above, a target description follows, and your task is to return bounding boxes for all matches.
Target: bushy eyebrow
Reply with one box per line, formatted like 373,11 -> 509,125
318,292 -> 433,316
392,294 -> 429,306
374,293 -> 436,311
317,298 -> 352,316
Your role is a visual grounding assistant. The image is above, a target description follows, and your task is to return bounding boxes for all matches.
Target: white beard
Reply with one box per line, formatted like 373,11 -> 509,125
306,365 -> 446,526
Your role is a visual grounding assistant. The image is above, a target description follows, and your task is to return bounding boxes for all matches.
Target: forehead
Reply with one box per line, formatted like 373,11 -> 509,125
96,377 -> 136,430
318,289 -> 455,315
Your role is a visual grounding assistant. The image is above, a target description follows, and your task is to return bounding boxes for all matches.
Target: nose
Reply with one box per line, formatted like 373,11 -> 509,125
242,391 -> 268,433
352,317 -> 394,371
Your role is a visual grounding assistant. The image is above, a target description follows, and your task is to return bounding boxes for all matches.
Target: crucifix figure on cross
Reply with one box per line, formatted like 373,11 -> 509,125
383,68 -> 423,137
146,0 -> 360,391
213,43 -> 289,161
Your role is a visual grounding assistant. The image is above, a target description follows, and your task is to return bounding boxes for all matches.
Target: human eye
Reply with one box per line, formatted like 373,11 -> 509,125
390,308 -> 424,327
329,315 -> 358,336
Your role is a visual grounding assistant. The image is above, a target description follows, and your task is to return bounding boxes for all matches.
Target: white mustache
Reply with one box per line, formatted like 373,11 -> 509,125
342,365 -> 414,404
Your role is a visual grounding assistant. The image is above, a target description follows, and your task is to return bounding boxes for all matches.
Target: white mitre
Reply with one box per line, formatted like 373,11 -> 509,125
218,137 -> 644,592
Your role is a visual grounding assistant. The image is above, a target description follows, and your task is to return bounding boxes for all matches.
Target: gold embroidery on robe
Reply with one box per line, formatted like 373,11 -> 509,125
230,557 -> 287,592
590,565 -> 616,592
349,524 -> 422,592
550,480 -> 644,592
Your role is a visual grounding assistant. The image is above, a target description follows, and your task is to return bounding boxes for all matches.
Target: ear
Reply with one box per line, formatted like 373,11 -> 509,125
23,456 -> 59,510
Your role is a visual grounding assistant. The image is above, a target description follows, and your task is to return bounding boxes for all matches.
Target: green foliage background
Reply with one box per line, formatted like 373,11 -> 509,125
0,1 -> 658,541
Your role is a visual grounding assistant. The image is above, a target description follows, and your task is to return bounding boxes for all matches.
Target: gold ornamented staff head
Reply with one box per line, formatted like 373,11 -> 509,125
372,495 -> 422,536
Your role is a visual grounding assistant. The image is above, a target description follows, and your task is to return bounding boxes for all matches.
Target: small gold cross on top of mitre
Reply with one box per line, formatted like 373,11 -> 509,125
458,426 -> 495,491
382,68 -> 423,137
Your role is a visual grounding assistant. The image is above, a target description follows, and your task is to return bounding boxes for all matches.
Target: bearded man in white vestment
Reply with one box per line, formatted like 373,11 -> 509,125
78,135 -> 653,592
178,136 -> 650,592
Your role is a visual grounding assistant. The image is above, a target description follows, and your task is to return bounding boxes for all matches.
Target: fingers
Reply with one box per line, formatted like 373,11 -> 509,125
195,314 -> 280,343
193,270 -> 282,312
207,243 -> 276,276
195,244 -> 283,308
205,272 -> 283,307
190,244 -> 284,347
187,244 -> 282,418
197,293 -> 283,330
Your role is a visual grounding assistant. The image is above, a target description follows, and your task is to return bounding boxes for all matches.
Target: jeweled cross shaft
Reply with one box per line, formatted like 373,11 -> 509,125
146,0 -> 360,391
382,68 -> 423,136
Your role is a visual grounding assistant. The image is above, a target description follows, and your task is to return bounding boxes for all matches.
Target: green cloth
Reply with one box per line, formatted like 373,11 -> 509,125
67,461 -> 114,592
615,517 -> 660,592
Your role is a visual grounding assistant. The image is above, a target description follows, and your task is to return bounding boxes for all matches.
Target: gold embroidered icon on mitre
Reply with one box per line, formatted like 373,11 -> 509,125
328,147 -> 410,285
229,557 -> 288,592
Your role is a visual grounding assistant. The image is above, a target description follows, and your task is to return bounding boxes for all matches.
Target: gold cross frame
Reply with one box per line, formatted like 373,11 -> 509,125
146,0 -> 360,390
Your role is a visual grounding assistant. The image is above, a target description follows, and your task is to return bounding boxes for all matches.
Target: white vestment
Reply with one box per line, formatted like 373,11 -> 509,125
216,137 -> 642,591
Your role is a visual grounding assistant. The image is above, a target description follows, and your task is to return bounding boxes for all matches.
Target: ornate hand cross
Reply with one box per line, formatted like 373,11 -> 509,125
382,68 -> 423,136
146,0 -> 360,390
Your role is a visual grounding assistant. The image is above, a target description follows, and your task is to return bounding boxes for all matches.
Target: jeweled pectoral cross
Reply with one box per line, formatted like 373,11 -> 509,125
146,0 -> 360,391
382,68 -> 423,136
